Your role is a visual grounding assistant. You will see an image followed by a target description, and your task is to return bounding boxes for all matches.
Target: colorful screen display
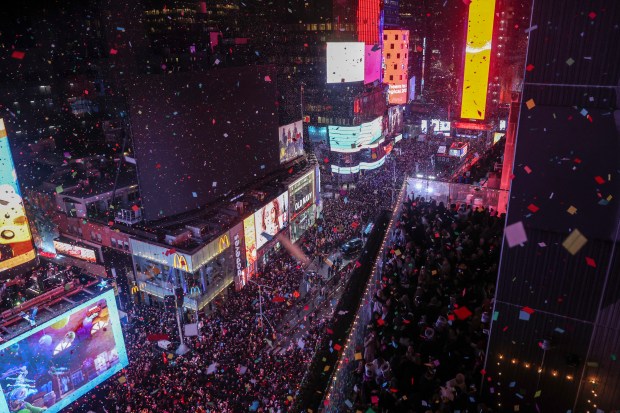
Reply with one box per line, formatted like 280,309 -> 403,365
0,290 -> 128,413
243,214 -> 257,269
387,106 -> 404,137
408,76 -> 416,101
254,192 -> 289,249
382,30 -> 409,104
52,240 -> 97,263
288,170 -> 315,219
279,120 -> 305,163
326,42 -> 365,83
460,0 -> 496,120
0,119 -> 36,273
364,44 -> 382,84
330,156 -> 386,174
328,116 -> 383,153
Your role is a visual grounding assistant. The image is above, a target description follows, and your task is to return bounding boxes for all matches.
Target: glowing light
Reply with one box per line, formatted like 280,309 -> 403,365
460,0 -> 496,120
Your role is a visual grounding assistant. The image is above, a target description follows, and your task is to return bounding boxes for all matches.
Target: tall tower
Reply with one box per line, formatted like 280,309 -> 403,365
485,0 -> 620,411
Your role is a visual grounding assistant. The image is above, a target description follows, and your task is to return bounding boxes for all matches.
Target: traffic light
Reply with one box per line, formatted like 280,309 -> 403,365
174,287 -> 184,308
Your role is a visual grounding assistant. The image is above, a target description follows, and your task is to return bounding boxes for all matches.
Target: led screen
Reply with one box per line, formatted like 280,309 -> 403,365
0,118 -> 36,273
408,76 -> 416,101
460,0 -> 496,120
53,240 -> 97,263
127,66 -> 280,221
254,192 -> 288,249
328,116 -> 383,153
308,126 -> 328,143
382,30 -> 409,105
387,106 -> 404,137
330,156 -> 386,174
279,120 -> 305,163
0,290 -> 128,413
288,170 -> 315,219
326,42 -> 365,83
243,215 -> 257,275
364,45 -> 381,84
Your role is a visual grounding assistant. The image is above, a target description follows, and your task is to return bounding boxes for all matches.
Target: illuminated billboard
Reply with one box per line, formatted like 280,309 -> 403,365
279,120 -> 305,163
460,0 -> 496,120
328,116 -> 383,153
386,106 -> 404,137
0,289 -> 128,413
364,45 -> 382,84
53,240 -> 97,263
288,170 -> 315,219
0,118 -> 36,273
254,192 -> 288,249
243,215 -> 257,275
326,42 -> 365,83
331,156 -> 386,174
382,30 -> 409,104
408,76 -> 416,101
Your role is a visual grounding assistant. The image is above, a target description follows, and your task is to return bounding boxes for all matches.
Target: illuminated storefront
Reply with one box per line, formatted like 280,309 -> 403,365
460,0 -> 496,120
130,231 -> 234,311
288,170 -> 317,243
0,118 -> 37,274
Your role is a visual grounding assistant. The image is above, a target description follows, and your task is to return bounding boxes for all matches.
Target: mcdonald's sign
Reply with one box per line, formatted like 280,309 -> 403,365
190,286 -> 202,296
131,285 -> 139,294
173,253 -> 190,272
217,233 -> 230,253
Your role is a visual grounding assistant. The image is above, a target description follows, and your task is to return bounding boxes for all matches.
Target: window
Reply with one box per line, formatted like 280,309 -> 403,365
400,75 -> 403,80
389,75 -> 393,81
397,53 -> 400,59
90,231 -> 96,241
395,34 -> 399,40
401,44 -> 404,49
393,64 -> 397,70
403,35 -> 407,41
390,43 -> 394,49
124,241 -> 130,250
111,238 -> 117,248
96,233 -> 102,242
383,34 -> 387,40
386,53 -> 391,59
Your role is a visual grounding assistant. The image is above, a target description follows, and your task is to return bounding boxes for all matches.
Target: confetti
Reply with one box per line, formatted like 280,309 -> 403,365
567,206 -> 577,215
562,229 -> 588,255
525,99 -> 536,110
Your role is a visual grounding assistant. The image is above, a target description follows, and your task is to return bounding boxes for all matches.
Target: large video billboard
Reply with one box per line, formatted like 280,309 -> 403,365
326,42 -> 365,84
243,215 -> 257,277
0,118 -> 36,273
386,106 -> 404,137
382,30 -> 409,104
364,45 -> 382,84
127,66 -> 280,221
279,120 -> 305,163
53,240 -> 97,263
0,289 -> 128,413
289,170 -> 315,220
328,116 -> 383,153
460,0 -> 496,120
254,192 -> 288,249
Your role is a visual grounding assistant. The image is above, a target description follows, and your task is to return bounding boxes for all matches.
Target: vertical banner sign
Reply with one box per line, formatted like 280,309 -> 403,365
460,0 -> 496,120
243,214 -> 257,277
0,118 -> 36,272
229,222 -> 247,289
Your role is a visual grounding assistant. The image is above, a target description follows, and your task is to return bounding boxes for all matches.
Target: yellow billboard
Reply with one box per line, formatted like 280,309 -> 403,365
460,0 -> 496,120
0,119 -> 36,272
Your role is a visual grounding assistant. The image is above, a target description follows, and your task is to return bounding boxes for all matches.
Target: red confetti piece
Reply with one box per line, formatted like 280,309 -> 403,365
502,326 -> 509,332
526,64 -> 535,71
524,165 -> 532,174
109,48 -> 118,55
528,203 -> 540,213
131,205 -> 140,212
480,369 -> 486,376
594,176 -> 605,184
333,344 -> 342,351
454,306 -> 472,320
376,318 -> 385,326
585,257 -> 596,268
522,306 -> 535,315
588,11 -> 597,19
324,157 -> 329,163
574,158 -> 582,164
11,51 -> 25,59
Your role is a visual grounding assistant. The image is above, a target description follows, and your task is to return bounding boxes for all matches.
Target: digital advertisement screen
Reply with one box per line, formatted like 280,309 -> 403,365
243,214 -> 257,269
328,116 -> 383,153
387,106 -> 404,137
289,170 -> 315,219
330,156 -> 386,175
326,42 -> 365,83
279,120 -> 305,163
308,126 -> 328,143
0,290 -> 128,413
127,66 -> 280,221
254,192 -> 288,249
0,118 -> 36,273
408,76 -> 416,101
364,44 -> 382,84
460,0 -> 496,120
382,30 -> 409,105
53,240 -> 97,263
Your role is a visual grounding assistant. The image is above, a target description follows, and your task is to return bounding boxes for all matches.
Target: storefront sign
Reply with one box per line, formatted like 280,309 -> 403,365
173,254 -> 190,272
53,240 -> 97,263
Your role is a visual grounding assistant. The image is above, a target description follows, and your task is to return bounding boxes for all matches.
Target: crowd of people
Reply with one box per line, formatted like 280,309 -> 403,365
60,135 -> 502,413
340,197 -> 504,412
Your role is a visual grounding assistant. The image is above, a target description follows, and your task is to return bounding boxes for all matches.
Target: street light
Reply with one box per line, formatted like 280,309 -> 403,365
247,279 -> 276,334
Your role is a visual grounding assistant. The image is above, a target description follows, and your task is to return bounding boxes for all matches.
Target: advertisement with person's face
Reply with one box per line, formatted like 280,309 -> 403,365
279,121 -> 305,164
254,192 -> 288,249
0,119 -> 36,273
387,106 -> 404,137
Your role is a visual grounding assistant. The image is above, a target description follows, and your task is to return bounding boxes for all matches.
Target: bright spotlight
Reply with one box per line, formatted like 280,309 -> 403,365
415,183 -> 422,190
